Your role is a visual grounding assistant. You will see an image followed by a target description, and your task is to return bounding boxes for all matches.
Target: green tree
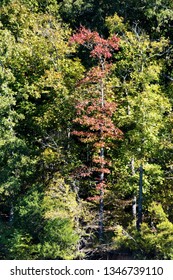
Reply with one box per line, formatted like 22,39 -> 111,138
104,14 -> 171,228
1,175 -> 80,260
0,0 -> 83,259
1,0 -> 173,260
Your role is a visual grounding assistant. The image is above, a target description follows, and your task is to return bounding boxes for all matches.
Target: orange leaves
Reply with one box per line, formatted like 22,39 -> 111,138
108,35 -> 120,50
93,141 -> 106,148
96,182 -> 106,190
91,44 -> 112,59
87,195 -> 101,201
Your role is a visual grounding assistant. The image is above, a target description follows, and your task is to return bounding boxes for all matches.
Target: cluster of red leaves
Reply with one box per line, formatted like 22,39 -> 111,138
70,26 -> 95,45
72,118 -> 122,142
75,99 -> 117,116
71,130 -> 97,143
92,156 -> 110,166
87,195 -> 101,202
90,35 -> 119,59
70,26 -> 120,60
72,97 -> 122,201
92,167 -> 111,174
72,165 -> 93,178
78,64 -> 112,85
96,182 -> 106,190
72,98 -> 123,142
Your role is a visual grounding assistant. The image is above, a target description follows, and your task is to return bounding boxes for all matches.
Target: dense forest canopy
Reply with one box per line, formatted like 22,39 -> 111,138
0,0 -> 173,259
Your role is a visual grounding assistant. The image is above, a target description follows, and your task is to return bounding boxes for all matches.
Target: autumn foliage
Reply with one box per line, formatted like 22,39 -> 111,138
70,27 -> 122,206
70,26 -> 119,59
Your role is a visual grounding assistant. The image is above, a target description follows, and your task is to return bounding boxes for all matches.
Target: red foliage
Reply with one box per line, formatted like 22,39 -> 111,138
87,195 -> 101,201
75,98 -> 117,116
78,64 -> 112,84
92,156 -> 109,165
70,26 -> 96,45
92,167 -> 111,174
96,182 -> 106,190
70,27 -> 122,203
73,99 -> 123,141
72,165 -> 93,178
70,26 -> 120,61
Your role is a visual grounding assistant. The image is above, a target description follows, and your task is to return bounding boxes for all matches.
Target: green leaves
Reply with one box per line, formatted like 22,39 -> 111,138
112,202 -> 173,259
0,0 -> 173,260
108,14 -> 171,159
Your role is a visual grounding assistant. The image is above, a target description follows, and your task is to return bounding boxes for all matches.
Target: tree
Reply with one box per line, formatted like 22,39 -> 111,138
1,175 -> 80,260
105,14 -> 171,230
1,0 -> 173,260
0,0 -> 83,259
70,26 -> 122,242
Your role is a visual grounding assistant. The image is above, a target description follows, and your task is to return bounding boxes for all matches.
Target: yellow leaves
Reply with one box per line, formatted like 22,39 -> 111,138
142,85 -> 171,112
42,148 -> 63,165
112,225 -> 130,250
148,202 -> 168,223
1,2 -> 74,76
43,173 -> 79,221
129,64 -> 161,84
42,147 -> 56,158
107,13 -> 169,71
38,69 -> 63,91
150,37 -> 168,52
44,69 -> 61,79
145,64 -> 161,80
106,13 -> 128,35
120,30 -> 168,59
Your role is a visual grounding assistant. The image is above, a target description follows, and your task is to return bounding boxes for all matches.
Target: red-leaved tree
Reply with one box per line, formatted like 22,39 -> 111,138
70,26 -> 123,242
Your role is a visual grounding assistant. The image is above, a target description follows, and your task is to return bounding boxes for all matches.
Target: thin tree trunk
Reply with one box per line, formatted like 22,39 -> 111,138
99,64 -> 105,243
9,202 -> 14,224
131,157 -> 137,222
137,163 -> 143,230
132,196 -> 137,219
99,188 -> 104,242
99,147 -> 104,243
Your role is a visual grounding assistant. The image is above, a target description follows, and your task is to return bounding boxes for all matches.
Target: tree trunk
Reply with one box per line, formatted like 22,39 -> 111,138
137,164 -> 143,230
131,157 -> 137,222
99,147 -> 104,243
99,67 -> 105,243
9,202 -> 14,224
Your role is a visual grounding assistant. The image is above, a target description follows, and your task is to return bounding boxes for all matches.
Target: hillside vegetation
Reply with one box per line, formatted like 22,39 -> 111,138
0,0 -> 173,259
